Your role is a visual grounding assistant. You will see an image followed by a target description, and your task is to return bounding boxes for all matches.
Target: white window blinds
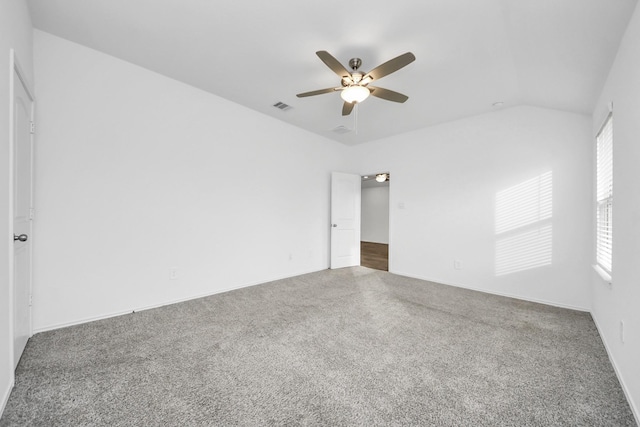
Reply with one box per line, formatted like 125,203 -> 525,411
596,114 -> 613,273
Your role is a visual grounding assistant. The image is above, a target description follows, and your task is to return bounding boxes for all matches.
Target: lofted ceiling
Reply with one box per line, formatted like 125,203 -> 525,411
27,0 -> 637,145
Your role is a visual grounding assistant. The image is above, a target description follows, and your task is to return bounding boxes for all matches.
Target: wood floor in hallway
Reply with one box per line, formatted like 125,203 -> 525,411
360,241 -> 389,271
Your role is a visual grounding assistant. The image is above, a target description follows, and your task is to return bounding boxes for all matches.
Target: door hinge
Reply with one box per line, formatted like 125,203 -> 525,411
30,122 -> 35,134
29,208 -> 35,220
29,293 -> 33,306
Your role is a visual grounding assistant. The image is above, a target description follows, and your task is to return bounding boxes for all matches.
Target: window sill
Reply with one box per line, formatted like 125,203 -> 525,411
592,264 -> 612,286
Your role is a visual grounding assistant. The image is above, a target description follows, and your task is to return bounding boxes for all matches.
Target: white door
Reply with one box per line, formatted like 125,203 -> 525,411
12,67 -> 34,368
330,172 -> 361,269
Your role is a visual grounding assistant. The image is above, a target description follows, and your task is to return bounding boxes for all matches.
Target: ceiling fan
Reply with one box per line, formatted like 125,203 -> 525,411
296,51 -> 416,116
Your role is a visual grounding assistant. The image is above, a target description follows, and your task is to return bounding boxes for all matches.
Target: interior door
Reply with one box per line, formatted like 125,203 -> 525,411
330,172 -> 361,269
13,68 -> 34,368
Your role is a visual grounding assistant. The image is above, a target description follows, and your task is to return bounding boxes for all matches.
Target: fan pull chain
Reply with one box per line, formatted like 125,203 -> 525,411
354,102 -> 359,135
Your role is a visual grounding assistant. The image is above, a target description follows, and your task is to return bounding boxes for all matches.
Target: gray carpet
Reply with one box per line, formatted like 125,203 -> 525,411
1,267 -> 636,426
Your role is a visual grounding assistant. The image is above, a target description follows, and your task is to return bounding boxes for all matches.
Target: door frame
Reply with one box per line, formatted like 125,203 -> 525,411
360,171 -> 392,272
9,49 -> 35,369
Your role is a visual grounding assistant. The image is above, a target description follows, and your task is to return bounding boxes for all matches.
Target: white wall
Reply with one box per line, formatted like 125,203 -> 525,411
0,0 -> 33,415
591,2 -> 640,421
31,31 -> 349,332
353,106 -> 592,310
361,185 -> 389,244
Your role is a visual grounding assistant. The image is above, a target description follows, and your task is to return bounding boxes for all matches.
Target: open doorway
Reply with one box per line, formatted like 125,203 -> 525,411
360,173 -> 389,271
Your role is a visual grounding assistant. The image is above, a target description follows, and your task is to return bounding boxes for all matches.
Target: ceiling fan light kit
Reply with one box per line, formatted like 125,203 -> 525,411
297,51 -> 416,116
376,173 -> 388,183
340,85 -> 370,103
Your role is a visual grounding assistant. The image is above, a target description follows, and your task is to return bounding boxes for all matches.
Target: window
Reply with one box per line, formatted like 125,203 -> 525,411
596,114 -> 613,274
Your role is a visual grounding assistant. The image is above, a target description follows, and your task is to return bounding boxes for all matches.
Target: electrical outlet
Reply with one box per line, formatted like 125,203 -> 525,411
454,260 -> 462,270
169,268 -> 178,280
620,320 -> 625,344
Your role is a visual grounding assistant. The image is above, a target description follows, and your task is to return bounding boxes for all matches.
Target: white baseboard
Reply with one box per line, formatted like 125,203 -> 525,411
389,270 -> 590,312
0,377 -> 14,420
33,268 -> 326,334
591,314 -> 640,426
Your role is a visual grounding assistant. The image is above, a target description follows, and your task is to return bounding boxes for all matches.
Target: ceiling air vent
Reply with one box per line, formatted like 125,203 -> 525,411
273,101 -> 292,111
331,125 -> 352,134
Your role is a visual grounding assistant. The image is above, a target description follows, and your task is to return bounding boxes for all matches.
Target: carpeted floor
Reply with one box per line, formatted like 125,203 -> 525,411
1,267 -> 636,426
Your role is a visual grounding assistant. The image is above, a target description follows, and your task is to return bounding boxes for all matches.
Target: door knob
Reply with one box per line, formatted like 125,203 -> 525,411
14,234 -> 28,242
332,224 -> 337,227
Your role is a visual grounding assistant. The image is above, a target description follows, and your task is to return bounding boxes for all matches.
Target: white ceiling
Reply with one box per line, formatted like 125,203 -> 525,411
27,0 -> 638,145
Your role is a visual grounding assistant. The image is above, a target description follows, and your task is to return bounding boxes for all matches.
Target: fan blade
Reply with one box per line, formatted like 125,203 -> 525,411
369,87 -> 409,103
296,87 -> 339,98
316,51 -> 351,78
365,52 -> 415,81
342,101 -> 355,116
